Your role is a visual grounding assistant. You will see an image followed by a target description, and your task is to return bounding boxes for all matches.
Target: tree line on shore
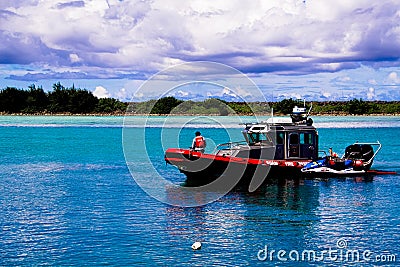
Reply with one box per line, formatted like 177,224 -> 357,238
128,97 -> 400,115
1,84 -> 400,115
0,83 -> 127,114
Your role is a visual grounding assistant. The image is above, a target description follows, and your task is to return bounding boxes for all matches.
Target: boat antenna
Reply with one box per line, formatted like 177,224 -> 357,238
306,102 -> 313,117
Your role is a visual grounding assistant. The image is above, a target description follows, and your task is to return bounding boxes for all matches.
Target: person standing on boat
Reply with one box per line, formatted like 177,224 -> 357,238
329,147 -> 338,158
192,131 -> 206,153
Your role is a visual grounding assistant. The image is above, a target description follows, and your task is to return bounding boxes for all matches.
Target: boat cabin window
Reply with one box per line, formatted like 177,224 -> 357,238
289,133 -> 299,144
276,132 -> 284,144
287,131 -> 317,159
300,133 -> 313,144
288,133 -> 300,157
251,126 -> 266,131
248,132 -> 270,145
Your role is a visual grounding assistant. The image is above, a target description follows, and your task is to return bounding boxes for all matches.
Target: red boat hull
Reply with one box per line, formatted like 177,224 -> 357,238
165,148 -> 311,186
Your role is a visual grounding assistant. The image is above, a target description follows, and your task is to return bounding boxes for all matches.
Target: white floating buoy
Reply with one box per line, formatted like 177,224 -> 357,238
191,241 -> 202,250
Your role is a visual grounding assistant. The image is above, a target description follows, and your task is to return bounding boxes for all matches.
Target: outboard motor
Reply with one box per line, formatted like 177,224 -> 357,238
344,144 -> 362,159
360,144 -> 374,161
344,144 -> 374,170
360,144 -> 374,169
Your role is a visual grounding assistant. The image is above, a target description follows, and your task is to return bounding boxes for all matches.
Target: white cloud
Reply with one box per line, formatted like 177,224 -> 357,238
388,72 -> 400,84
2,0 -> 400,75
232,86 -> 252,98
277,92 -> 302,100
322,91 -> 332,98
367,87 -> 375,100
2,0 -> 400,101
221,87 -> 237,98
133,92 -> 144,99
69,53 -> 82,63
338,76 -> 352,82
93,86 -> 111,98
116,87 -> 127,100
176,90 -> 189,97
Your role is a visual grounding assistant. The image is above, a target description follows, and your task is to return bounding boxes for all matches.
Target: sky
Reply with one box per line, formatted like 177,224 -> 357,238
1,0 -> 400,102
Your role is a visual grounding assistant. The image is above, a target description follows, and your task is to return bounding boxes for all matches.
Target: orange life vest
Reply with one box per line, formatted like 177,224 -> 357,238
195,136 -> 205,148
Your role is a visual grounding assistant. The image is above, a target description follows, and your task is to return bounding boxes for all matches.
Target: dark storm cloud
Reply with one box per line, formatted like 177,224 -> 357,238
0,31 -> 67,65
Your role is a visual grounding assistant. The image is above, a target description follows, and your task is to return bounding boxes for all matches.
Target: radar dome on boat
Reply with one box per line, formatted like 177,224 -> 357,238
292,106 -> 307,113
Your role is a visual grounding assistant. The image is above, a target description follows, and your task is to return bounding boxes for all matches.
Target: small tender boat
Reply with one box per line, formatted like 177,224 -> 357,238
301,142 -> 381,177
165,105 -> 391,186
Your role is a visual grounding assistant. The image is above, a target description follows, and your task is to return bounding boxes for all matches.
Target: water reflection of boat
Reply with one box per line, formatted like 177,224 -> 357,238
164,181 -> 320,240
165,105 -> 394,186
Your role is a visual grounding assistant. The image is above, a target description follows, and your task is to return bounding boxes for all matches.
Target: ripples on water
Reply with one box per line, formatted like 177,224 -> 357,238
1,115 -> 400,128
0,116 -> 399,266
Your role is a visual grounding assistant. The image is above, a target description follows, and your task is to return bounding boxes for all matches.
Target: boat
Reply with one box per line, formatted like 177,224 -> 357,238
301,142 -> 381,177
164,104 -> 391,186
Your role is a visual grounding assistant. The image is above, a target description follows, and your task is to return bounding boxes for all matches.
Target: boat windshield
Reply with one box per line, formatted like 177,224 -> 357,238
248,132 -> 272,145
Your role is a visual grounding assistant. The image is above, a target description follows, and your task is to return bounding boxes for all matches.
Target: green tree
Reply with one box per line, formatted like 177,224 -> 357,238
131,100 -> 157,114
274,98 -> 301,114
0,87 -> 28,113
23,84 -> 49,113
95,98 -> 127,113
47,82 -> 99,113
48,82 -> 70,112
227,102 -> 253,115
346,98 -> 369,115
170,100 -> 196,114
68,88 -> 98,113
151,96 -> 183,114
203,98 -> 230,115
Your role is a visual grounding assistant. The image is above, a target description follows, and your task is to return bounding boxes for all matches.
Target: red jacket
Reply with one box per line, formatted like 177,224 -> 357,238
193,136 -> 205,148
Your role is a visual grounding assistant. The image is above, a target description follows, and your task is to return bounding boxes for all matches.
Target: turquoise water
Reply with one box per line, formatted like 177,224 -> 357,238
0,116 -> 399,266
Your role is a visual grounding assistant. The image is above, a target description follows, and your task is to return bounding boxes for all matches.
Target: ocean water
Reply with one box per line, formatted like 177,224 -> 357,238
0,115 -> 399,266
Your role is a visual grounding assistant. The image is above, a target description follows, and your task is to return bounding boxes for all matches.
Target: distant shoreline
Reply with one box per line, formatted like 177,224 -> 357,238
2,85 -> 400,116
1,112 -> 399,117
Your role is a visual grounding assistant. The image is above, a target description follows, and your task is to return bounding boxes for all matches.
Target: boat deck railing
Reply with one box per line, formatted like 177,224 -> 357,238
213,141 -> 249,153
352,141 -> 381,166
